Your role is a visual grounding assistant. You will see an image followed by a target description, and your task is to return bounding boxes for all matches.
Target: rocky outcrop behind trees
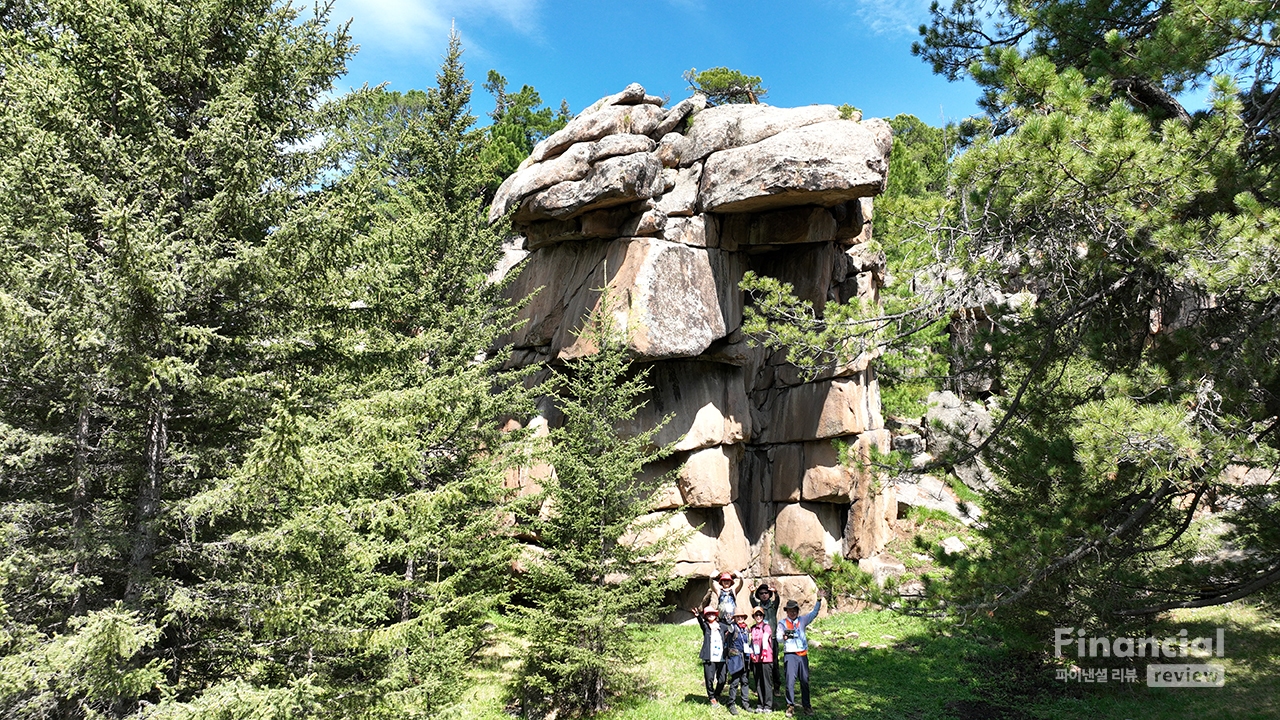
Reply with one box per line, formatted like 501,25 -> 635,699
491,84 -> 895,615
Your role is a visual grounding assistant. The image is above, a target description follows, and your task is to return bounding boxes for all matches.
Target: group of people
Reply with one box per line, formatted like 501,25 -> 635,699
691,571 -> 821,716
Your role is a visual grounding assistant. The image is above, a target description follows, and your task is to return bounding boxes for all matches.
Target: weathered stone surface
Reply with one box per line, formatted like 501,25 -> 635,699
716,503 -> 751,573
502,415 -> 554,497
584,82 -> 648,112
656,132 -> 692,167
866,370 -> 886,433
630,506 -> 751,579
845,435 -> 896,562
503,238 -> 743,361
701,336 -> 767,377
892,433 -> 926,455
487,236 -> 529,285
773,351 -> 877,388
752,375 -> 875,444
771,502 -> 844,573
579,239 -> 740,360
801,438 -> 855,502
577,205 -> 634,238
854,427 -> 891,465
630,510 -> 717,577
490,134 -> 657,223
529,102 -> 666,164
700,119 -> 892,213
925,391 -> 997,492
662,214 -> 717,248
678,444 -> 742,507
523,218 -> 586,249
747,242 -> 837,315
719,206 -> 836,250
487,90 -> 902,587
655,163 -> 703,217
620,208 -> 666,236
858,554 -> 905,587
735,449 -> 772,541
637,454 -> 684,510
623,362 -> 751,452
652,94 -> 707,138
940,536 -> 967,555
522,205 -> 637,250
681,104 -> 843,167
771,443 -> 803,502
834,197 -> 874,244
515,152 -> 665,223
845,241 -> 886,274
502,239 -> 611,351
893,474 -> 981,525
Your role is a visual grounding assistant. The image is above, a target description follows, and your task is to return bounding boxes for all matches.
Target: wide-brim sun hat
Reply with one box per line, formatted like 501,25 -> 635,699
784,599 -> 800,610
704,605 -> 719,616
751,606 -> 765,616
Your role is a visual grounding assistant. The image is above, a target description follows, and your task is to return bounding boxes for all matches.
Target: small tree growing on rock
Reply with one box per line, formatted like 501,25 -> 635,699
512,301 -> 683,716
683,66 -> 767,105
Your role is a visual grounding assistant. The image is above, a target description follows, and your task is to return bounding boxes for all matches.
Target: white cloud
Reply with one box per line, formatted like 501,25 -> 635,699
845,0 -> 932,36
332,0 -> 540,49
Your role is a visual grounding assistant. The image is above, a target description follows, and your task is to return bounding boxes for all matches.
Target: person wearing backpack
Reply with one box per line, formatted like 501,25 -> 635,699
692,604 -> 736,708
778,597 -> 821,716
748,606 -> 775,713
702,570 -> 744,618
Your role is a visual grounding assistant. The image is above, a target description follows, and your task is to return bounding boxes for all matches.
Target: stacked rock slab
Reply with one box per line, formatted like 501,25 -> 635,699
491,84 -> 896,616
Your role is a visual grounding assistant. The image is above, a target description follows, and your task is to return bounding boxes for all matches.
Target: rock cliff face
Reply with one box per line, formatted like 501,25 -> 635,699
491,84 -> 895,614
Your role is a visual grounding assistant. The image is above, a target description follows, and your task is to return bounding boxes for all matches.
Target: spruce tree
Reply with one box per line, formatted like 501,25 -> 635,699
0,0 -> 350,714
0,6 -> 526,716
170,30 -> 535,716
512,304 -> 683,716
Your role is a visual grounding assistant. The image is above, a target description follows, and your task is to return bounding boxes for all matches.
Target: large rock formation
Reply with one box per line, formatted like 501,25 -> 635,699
491,83 -> 896,613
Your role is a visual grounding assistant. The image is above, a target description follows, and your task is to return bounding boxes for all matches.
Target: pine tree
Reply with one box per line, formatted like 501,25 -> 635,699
480,70 -> 570,190
682,67 -> 767,105
902,0 -> 1280,638
512,304 -> 683,716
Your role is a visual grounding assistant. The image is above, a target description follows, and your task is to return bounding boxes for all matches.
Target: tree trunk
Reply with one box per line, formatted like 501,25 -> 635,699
125,394 -> 168,605
401,557 -> 415,621
70,395 -> 92,615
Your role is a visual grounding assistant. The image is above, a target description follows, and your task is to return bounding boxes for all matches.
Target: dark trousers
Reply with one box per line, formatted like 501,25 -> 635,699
752,660 -> 774,709
728,668 -> 749,707
703,660 -> 727,700
784,653 -> 811,709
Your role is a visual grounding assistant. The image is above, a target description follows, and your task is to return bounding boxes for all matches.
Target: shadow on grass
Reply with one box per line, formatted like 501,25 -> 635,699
806,629 -> 1023,720
592,604 -> 1278,720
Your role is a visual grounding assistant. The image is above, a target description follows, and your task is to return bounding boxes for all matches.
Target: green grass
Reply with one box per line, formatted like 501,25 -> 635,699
452,604 -> 1279,719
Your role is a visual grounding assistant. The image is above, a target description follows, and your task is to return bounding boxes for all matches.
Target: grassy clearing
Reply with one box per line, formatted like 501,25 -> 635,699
453,603 -> 1279,719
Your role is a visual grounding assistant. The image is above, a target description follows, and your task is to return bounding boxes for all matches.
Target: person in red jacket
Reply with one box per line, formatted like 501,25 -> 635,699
748,606 -> 775,713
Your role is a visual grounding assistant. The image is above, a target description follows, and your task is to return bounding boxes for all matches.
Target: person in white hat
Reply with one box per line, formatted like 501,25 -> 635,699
691,604 -> 737,707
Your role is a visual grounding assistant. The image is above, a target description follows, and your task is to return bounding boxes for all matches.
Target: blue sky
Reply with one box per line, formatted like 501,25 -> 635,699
328,0 -> 983,126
